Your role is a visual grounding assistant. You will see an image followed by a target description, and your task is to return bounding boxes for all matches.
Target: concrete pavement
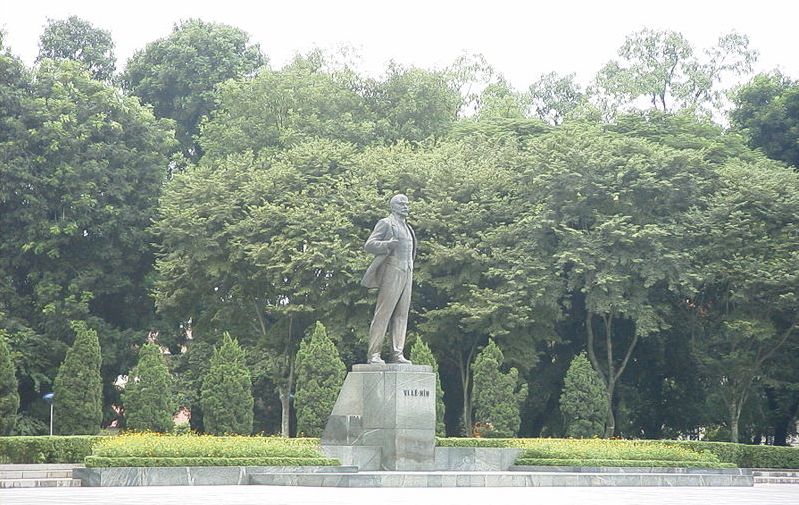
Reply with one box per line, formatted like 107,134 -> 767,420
2,484 -> 799,505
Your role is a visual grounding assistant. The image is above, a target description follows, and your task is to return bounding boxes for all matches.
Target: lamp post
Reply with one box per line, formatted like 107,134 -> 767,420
43,393 -> 54,436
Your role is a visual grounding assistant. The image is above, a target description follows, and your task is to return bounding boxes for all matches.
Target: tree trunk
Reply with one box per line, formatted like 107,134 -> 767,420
279,356 -> 296,438
458,346 -> 476,436
279,386 -> 291,438
604,383 -> 616,438
730,400 -> 740,444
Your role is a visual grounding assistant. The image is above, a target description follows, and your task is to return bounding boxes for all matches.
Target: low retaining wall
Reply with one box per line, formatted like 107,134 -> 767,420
73,465 -> 356,487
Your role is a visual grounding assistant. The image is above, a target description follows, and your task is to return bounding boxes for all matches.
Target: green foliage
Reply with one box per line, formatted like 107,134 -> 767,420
560,353 -> 607,437
730,72 -> 799,168
37,16 -> 116,81
122,18 -> 264,159
89,432 -> 326,456
528,71 -> 586,125
122,343 -> 175,432
0,436 -> 100,463
515,458 -> 732,468
52,321 -> 103,435
0,56 -> 176,419
0,333 -> 20,434
410,337 -> 446,435
84,456 -> 337,467
201,334 -> 254,435
593,29 -> 756,114
472,339 -> 527,437
293,322 -> 346,437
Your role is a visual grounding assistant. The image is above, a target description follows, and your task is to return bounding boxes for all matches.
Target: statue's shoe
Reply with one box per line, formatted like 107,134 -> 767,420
389,354 -> 412,365
368,354 -> 386,365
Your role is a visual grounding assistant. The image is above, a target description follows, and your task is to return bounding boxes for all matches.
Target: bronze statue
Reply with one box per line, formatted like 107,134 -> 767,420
361,194 -> 416,364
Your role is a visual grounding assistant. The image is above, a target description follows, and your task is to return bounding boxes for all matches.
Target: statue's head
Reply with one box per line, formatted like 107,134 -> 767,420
389,194 -> 410,218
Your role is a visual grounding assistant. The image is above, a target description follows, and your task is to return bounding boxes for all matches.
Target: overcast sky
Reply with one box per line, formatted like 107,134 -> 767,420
2,0 -> 798,89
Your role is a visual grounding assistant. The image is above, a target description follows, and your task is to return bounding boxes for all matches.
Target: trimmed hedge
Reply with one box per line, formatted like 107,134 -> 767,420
84,456 -> 338,467
437,437 -> 799,469
0,436 -> 102,463
516,458 -> 733,469
657,440 -> 799,469
86,433 -> 339,467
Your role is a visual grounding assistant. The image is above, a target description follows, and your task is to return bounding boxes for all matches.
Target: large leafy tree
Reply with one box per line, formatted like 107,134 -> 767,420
153,139 -> 369,436
593,29 -> 757,114
0,58 -> 176,423
200,53 -> 375,161
293,322 -> 345,437
36,16 -> 116,81
683,161 -> 799,443
515,123 -> 718,437
122,19 -> 265,160
730,72 -> 799,169
122,342 -> 175,432
370,62 -> 460,142
52,321 -> 103,435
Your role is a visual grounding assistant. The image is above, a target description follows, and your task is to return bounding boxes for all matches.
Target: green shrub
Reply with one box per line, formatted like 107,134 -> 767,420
84,456 -> 337,467
123,343 -> 175,432
0,333 -> 20,435
53,321 -> 103,435
90,432 -> 326,459
0,436 -> 101,463
294,322 -> 345,437
410,337 -> 446,436
657,440 -> 799,469
472,339 -> 527,437
201,333 -> 253,435
516,458 -> 733,468
436,437 -> 799,469
559,353 -> 606,438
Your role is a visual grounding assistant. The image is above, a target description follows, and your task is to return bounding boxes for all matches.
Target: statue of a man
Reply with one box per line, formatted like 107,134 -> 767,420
361,194 -> 416,365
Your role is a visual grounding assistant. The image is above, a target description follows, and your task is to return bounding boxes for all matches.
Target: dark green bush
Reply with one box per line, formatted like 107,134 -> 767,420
84,456 -> 338,467
0,436 -> 101,463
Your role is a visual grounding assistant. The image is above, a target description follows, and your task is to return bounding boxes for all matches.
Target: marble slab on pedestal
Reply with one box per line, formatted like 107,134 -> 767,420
322,363 -> 436,471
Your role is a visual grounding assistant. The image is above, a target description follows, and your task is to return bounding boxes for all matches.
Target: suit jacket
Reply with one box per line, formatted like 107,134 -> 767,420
361,215 -> 417,289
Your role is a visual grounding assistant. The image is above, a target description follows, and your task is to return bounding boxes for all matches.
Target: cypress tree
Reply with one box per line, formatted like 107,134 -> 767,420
294,322 -> 346,437
0,332 -> 20,435
560,352 -> 607,438
410,337 -> 446,436
122,343 -> 175,432
52,321 -> 103,434
471,339 -> 527,437
201,333 -> 253,435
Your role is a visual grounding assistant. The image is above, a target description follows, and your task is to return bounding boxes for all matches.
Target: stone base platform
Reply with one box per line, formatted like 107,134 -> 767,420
249,468 -> 754,487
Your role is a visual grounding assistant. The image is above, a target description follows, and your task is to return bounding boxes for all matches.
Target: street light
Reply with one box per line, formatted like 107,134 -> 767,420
42,393 -> 54,436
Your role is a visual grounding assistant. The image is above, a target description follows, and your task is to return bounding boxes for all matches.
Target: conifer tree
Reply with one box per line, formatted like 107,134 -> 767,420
122,343 -> 175,432
0,332 -> 20,435
559,352 -> 607,438
294,322 -> 346,437
410,337 -> 446,436
201,333 -> 253,435
471,339 -> 527,437
53,321 -> 103,434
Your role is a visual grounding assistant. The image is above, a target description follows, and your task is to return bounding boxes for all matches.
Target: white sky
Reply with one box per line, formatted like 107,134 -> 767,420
1,0 -> 798,90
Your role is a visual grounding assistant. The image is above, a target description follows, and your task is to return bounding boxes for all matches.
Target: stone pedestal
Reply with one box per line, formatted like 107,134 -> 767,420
321,364 -> 436,471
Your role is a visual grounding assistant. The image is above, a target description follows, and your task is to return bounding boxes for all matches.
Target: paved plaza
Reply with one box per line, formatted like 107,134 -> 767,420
3,485 -> 799,505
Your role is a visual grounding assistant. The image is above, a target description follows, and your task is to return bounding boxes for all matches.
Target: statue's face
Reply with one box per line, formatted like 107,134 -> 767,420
390,195 -> 410,217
